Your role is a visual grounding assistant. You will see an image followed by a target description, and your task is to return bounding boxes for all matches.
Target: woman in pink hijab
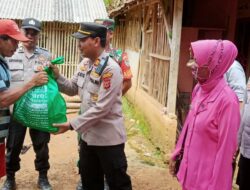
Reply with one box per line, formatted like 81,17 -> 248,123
169,40 -> 240,190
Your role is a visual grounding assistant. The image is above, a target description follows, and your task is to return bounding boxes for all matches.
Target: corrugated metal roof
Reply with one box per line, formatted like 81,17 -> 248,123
0,0 -> 108,23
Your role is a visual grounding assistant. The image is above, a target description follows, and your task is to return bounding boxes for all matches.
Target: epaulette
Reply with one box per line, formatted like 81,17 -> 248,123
95,56 -> 109,75
36,47 -> 51,58
39,47 -> 49,52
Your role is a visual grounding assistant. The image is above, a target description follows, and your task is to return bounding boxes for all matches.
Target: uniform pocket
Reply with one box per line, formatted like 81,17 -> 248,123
87,77 -> 100,94
86,77 -> 101,103
9,62 -> 24,81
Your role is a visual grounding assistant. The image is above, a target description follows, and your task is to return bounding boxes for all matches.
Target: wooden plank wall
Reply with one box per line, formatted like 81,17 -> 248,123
112,14 -> 141,51
113,1 -> 171,106
15,20 -> 80,79
167,0 -> 183,113
14,20 -> 81,107
149,3 -> 171,105
39,22 -> 80,79
112,1 -> 172,106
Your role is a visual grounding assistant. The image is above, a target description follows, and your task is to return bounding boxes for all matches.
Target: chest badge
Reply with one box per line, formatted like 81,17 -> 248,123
80,65 -> 87,71
90,70 -> 100,78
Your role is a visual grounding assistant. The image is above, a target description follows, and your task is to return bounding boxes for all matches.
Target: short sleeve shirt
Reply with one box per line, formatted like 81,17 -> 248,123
0,57 -> 10,91
0,56 -> 11,142
6,46 -> 51,89
224,60 -> 246,101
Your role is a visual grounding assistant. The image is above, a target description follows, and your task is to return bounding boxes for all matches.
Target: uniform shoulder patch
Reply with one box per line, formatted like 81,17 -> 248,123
102,71 -> 113,90
37,48 -> 51,60
102,72 -> 113,79
103,77 -> 111,90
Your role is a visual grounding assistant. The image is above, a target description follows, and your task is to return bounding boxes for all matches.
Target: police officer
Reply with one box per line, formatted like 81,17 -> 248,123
95,18 -> 132,95
2,18 -> 52,190
51,22 -> 132,190
76,18 -> 133,190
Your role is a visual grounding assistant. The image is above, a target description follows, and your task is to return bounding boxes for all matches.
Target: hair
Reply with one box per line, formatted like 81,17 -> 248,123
100,38 -> 106,48
89,35 -> 106,48
0,35 -> 10,40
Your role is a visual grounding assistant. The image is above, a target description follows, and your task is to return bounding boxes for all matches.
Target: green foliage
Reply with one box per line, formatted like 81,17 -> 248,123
104,0 -> 112,6
122,97 -> 166,167
122,97 -> 150,137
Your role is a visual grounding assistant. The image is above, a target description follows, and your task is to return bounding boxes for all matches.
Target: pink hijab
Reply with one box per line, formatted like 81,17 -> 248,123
172,39 -> 238,159
191,40 -> 238,91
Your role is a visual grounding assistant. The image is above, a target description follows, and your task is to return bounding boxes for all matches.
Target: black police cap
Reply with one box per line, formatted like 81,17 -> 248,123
21,18 -> 41,32
72,22 -> 107,40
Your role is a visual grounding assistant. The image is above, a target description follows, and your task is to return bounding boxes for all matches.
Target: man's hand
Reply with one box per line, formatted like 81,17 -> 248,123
49,64 -> 60,79
122,79 -> 132,95
30,71 -> 48,87
53,121 -> 71,135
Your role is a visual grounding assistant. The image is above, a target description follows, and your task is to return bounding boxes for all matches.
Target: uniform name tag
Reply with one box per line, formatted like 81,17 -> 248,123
8,59 -> 22,63
8,62 -> 24,70
78,72 -> 85,78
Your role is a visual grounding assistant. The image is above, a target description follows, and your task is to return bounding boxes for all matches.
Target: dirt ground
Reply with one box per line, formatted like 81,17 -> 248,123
0,112 -> 182,190
0,111 -> 241,190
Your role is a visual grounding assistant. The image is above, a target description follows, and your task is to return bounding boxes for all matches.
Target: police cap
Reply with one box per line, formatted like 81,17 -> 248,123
21,18 -> 41,32
94,18 -> 115,31
72,22 -> 107,40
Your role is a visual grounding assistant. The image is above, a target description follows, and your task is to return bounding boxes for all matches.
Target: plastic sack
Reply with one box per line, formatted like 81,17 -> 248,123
13,68 -> 67,133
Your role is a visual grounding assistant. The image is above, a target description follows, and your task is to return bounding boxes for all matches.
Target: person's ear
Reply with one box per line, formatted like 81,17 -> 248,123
94,37 -> 101,47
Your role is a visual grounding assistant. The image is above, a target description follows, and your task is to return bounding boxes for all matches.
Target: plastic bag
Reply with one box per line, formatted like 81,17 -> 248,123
13,67 -> 67,133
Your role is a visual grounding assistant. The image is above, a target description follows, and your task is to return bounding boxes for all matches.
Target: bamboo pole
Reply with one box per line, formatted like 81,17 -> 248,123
167,0 -> 184,114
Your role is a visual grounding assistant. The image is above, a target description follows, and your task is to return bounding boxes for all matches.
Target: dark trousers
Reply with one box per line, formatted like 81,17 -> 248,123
236,154 -> 250,190
5,119 -> 50,178
79,140 -> 132,190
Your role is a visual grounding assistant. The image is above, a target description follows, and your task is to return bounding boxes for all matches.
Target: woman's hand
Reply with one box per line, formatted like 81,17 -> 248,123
169,158 -> 177,177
